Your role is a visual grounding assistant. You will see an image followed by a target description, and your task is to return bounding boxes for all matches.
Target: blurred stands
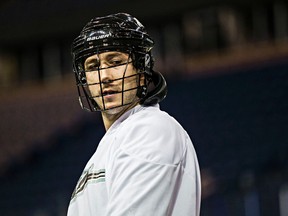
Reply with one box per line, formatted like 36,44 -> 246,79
166,59 -> 288,216
0,108 -> 104,216
0,0 -> 288,215
0,77 -> 96,174
0,57 -> 287,215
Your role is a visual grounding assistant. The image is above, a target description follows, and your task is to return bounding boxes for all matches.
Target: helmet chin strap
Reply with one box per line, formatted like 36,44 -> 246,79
136,72 -> 148,99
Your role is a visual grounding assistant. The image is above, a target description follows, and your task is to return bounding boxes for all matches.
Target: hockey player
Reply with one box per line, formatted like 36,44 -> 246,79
68,13 -> 201,216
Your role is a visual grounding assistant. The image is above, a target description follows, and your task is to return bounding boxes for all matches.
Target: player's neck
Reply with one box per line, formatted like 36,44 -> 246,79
101,112 -> 122,131
101,103 -> 139,131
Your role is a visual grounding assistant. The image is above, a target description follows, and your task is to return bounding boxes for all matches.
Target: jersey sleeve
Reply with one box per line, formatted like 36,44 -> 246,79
104,110 -> 196,216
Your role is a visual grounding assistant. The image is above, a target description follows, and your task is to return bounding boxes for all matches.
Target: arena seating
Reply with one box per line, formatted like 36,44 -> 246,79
0,59 -> 287,215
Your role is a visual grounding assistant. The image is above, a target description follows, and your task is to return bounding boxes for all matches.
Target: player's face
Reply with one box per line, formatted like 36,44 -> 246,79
84,51 -> 142,113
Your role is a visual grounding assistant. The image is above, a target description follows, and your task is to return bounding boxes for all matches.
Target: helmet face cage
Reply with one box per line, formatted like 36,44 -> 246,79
72,13 -> 167,112
74,50 -> 148,112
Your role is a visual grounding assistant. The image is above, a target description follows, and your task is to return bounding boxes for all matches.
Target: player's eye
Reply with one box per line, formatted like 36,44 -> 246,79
108,58 -> 126,66
85,63 -> 99,71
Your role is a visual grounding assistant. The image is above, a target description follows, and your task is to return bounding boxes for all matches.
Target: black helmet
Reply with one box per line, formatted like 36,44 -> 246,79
71,13 -> 167,112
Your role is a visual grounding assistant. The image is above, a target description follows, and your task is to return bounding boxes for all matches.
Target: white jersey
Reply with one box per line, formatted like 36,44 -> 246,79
67,104 -> 201,216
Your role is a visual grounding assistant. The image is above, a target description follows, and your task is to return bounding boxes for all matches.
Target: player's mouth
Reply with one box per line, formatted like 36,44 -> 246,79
102,90 -> 118,98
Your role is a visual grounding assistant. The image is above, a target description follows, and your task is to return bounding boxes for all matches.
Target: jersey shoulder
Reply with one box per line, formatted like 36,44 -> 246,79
116,106 -> 189,165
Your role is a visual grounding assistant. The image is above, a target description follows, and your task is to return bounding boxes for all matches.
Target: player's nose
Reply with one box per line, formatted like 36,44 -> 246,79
99,66 -> 113,84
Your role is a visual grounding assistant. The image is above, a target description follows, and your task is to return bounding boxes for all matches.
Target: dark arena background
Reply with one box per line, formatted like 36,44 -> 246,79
0,0 -> 288,215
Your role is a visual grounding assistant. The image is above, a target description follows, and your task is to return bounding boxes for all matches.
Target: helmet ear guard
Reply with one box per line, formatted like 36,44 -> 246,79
132,52 -> 153,76
140,70 -> 167,106
134,52 -> 167,105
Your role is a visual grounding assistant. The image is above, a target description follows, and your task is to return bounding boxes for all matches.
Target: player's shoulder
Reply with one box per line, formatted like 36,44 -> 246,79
116,105 -> 189,165
127,104 -> 184,135
131,104 -> 177,125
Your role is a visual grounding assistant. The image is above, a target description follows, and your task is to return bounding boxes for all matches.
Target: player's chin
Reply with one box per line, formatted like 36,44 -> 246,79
99,97 -> 122,110
102,104 -> 127,115
102,99 -> 137,115
100,92 -> 138,114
